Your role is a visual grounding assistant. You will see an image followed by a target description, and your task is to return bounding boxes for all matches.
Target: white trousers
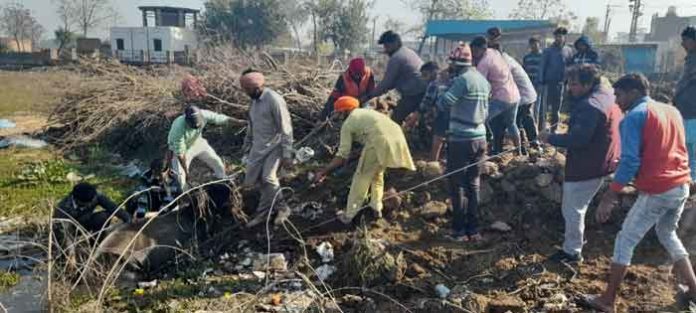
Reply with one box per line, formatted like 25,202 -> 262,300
171,138 -> 225,189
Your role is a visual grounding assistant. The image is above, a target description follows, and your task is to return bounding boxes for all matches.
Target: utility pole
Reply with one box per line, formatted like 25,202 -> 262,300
371,16 -> 378,53
603,3 -> 621,42
628,0 -> 643,42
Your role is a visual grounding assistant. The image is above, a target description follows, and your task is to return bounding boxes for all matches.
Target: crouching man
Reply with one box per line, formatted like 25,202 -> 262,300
315,96 -> 416,224
53,183 -> 131,240
581,74 -> 696,312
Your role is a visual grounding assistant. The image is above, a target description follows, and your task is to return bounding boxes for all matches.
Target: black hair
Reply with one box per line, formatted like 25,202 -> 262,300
566,64 -> 601,87
554,27 -> 569,35
72,182 -> 97,203
612,73 -> 650,96
683,26 -> 696,40
470,36 -> 488,49
420,61 -> 439,72
242,68 -> 259,76
150,158 -> 168,173
378,31 -> 402,46
529,36 -> 541,44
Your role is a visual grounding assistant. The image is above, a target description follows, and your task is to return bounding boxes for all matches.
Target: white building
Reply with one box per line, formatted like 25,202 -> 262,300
110,6 -> 199,64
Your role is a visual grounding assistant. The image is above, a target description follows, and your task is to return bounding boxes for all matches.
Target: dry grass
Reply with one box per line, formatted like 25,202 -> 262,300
0,69 -> 80,117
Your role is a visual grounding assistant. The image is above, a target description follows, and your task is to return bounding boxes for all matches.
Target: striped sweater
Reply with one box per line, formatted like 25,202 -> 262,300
437,67 -> 491,141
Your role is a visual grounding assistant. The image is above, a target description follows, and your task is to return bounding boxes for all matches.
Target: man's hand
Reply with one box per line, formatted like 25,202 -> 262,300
404,113 -> 420,129
281,158 -> 294,170
596,190 -> 619,224
314,170 -> 328,184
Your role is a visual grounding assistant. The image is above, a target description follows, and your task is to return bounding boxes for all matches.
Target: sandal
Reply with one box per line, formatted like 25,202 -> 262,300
577,294 -> 614,313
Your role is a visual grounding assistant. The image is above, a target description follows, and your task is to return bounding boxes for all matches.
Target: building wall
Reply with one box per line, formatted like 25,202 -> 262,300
110,27 -> 197,63
0,38 -> 33,52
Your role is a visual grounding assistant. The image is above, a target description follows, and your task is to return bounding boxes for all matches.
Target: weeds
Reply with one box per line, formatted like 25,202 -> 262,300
0,270 -> 20,292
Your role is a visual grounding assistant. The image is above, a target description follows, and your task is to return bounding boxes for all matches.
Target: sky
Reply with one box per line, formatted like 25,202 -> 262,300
5,0 -> 696,42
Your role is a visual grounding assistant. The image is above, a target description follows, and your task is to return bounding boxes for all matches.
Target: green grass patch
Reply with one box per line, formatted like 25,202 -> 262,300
0,271 -> 20,292
0,147 -> 137,219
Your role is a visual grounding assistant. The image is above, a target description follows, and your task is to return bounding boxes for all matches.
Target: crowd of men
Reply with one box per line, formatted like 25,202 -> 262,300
51,25 -> 696,312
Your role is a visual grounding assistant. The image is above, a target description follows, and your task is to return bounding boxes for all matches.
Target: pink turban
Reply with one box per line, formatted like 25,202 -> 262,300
348,58 -> 366,75
239,72 -> 266,89
181,74 -> 207,100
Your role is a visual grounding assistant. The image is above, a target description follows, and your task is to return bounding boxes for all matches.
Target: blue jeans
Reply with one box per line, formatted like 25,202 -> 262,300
561,178 -> 605,256
684,119 -> 696,181
612,184 -> 690,266
488,100 -> 520,154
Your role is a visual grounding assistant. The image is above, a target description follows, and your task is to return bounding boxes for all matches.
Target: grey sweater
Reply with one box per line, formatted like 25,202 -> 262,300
372,47 -> 426,97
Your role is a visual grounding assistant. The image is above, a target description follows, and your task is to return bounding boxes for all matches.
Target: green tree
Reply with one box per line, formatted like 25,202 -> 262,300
582,17 -> 603,44
307,0 -> 372,53
406,0 -> 493,53
203,0 -> 288,49
54,27 -> 76,53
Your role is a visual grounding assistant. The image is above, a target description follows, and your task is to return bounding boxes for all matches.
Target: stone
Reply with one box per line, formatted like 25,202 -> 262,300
434,284 -> 451,299
535,173 -> 554,187
490,221 -> 512,232
383,187 -> 402,212
481,161 -> 500,176
252,253 -> 288,272
413,191 -> 431,206
420,201 -> 448,219
488,295 -> 527,313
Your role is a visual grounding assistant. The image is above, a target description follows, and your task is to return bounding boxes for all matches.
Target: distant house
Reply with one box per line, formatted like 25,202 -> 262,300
0,37 -> 33,52
645,6 -> 696,73
421,19 -> 558,60
110,6 -> 199,64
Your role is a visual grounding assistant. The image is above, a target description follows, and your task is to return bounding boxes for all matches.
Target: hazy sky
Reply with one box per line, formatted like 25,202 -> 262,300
6,0 -> 696,40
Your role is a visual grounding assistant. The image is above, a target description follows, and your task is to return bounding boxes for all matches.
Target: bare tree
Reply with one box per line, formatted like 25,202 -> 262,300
69,0 -> 119,37
0,2 -> 43,52
405,0 -> 493,54
508,0 -> 576,23
282,0 -> 308,51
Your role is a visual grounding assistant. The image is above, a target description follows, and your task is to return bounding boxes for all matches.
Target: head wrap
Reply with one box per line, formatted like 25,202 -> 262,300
185,105 -> 204,129
334,96 -> 359,113
348,58 -> 366,75
181,75 -> 207,100
448,43 -> 473,66
239,71 -> 266,89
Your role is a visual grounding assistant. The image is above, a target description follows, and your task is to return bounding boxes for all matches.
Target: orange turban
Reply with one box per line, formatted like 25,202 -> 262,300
334,96 -> 359,113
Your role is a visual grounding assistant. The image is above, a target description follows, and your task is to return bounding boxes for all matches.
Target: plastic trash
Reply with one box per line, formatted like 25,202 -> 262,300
294,146 -> 315,164
435,284 -> 451,299
0,119 -> 16,129
0,136 -> 48,149
316,242 -> 334,263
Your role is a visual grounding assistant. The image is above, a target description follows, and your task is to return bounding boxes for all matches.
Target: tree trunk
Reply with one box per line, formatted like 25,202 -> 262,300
292,25 -> 302,51
312,14 -> 318,54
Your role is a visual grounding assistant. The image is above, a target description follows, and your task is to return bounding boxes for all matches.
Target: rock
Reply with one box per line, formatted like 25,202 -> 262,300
535,173 -> 554,187
488,295 -> 527,313
490,221 -> 512,232
383,188 -> 402,212
413,191 -> 431,206
252,253 -> 288,272
415,160 -> 427,171
420,201 -> 448,219
540,183 -> 562,203
480,181 -> 494,205
270,293 -> 283,306
421,161 -> 443,178
407,263 -> 427,277
501,179 -> 517,193
461,294 -> 491,313
240,257 -> 252,267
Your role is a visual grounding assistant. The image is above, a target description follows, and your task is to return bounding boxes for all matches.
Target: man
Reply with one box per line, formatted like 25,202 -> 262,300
582,74 -> 696,312
405,61 -> 447,162
470,36 -> 521,155
437,43 -> 491,242
240,70 -> 294,213
539,65 -> 622,263
320,58 -> 376,120
315,96 -> 415,224
539,27 -> 573,131
54,183 -> 131,239
486,27 -> 503,51
367,31 -> 427,124
501,50 -> 539,154
127,159 -> 182,218
570,35 -> 601,66
675,26 -> 696,183
523,36 -> 544,131
168,76 -> 234,189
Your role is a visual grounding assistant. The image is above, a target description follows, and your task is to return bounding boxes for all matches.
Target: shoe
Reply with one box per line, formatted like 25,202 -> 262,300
549,250 -> 583,263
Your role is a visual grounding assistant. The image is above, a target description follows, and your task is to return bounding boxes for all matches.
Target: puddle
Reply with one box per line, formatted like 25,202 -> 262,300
0,233 -> 46,312
0,136 -> 48,149
0,119 -> 16,129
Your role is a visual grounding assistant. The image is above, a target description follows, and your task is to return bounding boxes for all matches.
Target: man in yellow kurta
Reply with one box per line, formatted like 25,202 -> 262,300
315,96 -> 416,224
